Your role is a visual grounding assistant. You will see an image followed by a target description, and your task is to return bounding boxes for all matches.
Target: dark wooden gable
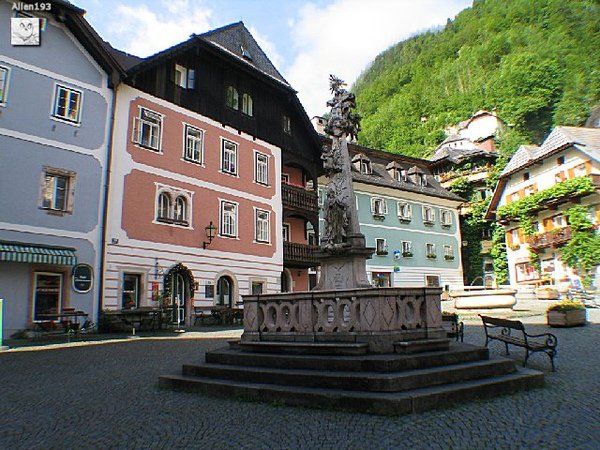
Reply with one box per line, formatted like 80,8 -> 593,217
126,29 -> 320,180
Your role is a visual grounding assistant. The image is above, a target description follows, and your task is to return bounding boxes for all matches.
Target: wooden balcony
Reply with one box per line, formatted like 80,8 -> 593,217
282,184 -> 319,216
528,226 -> 572,251
283,242 -> 320,268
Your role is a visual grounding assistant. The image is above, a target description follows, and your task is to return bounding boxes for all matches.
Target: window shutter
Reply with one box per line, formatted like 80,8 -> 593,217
506,231 -> 513,247
567,167 -> 575,179
131,116 -> 140,144
517,228 -> 524,243
187,69 -> 195,89
543,217 -> 553,231
584,160 -> 592,174
518,189 -> 525,199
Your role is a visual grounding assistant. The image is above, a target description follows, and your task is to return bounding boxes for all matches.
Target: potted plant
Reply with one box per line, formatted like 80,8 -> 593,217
547,300 -> 586,327
536,286 -> 559,300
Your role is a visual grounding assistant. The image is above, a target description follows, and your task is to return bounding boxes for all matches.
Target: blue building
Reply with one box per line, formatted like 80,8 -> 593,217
0,1 -> 122,336
318,141 -> 465,290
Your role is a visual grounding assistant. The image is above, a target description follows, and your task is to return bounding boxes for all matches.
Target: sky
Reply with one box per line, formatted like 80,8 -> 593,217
83,0 -> 472,117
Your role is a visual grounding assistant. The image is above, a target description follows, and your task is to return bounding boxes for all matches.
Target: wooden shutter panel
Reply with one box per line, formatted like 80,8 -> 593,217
543,217 -> 553,231
567,168 -> 575,179
506,231 -> 513,247
585,160 -> 592,174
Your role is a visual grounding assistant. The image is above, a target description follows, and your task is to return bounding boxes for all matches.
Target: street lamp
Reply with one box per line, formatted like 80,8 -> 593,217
203,221 -> 217,249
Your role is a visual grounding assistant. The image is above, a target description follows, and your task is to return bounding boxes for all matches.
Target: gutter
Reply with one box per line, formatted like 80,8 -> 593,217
97,85 -> 118,320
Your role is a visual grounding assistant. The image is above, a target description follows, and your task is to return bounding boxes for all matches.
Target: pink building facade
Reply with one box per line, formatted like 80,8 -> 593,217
103,85 -> 283,323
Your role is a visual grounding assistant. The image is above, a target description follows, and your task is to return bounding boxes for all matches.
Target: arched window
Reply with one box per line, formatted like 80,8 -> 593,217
226,86 -> 239,110
157,192 -> 171,221
174,196 -> 187,223
242,93 -> 253,116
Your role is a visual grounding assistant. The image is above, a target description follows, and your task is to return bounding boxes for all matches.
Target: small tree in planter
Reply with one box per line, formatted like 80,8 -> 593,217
547,300 -> 586,327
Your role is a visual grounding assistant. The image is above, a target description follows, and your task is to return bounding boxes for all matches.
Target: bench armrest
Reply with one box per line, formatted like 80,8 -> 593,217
525,331 -> 558,348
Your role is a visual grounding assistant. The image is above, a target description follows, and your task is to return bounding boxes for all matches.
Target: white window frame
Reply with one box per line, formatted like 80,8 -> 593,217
574,163 -> 587,177
254,208 -> 270,244
425,275 -> 440,287
397,202 -> 412,221
220,200 -> 238,238
0,66 -> 10,105
132,107 -> 163,152
157,191 -> 172,221
221,139 -> 238,175
282,223 -> 291,242
41,168 -> 76,213
254,151 -> 269,185
122,273 -> 141,310
444,245 -> 454,260
401,241 -> 413,256
440,209 -> 453,226
226,86 -> 239,110
175,64 -> 195,89
423,206 -> 435,224
51,84 -> 83,124
173,196 -> 188,224
154,184 -> 193,228
375,238 -> 388,255
371,197 -> 387,216
426,243 -> 436,258
183,124 -> 204,164
281,173 -> 290,184
242,93 -> 253,116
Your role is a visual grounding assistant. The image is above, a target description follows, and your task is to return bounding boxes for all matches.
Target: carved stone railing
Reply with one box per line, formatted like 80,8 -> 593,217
241,287 -> 445,353
529,226 -> 572,251
282,184 -> 319,215
283,242 -> 320,267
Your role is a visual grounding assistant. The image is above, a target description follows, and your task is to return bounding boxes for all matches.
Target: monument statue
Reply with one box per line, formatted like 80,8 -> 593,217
315,76 -> 373,290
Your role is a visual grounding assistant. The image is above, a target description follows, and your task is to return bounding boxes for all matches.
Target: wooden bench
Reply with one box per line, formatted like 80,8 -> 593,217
442,313 -> 464,342
480,315 -> 558,371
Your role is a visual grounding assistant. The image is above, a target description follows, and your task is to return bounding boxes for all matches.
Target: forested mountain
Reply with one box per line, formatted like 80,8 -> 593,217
353,0 -> 600,158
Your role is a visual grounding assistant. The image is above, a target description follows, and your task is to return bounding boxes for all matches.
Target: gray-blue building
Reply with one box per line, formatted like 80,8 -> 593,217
0,0 -> 122,336
318,141 -> 465,290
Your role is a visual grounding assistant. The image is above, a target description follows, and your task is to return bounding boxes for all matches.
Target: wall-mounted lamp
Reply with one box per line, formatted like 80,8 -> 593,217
203,221 -> 217,249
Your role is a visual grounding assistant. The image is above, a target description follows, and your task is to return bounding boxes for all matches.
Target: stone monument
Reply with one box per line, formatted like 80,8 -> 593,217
240,76 -> 446,353
316,75 -> 374,290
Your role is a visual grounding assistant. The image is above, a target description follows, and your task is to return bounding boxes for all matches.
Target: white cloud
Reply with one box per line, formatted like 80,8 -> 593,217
248,26 -> 283,70
106,0 -> 214,57
285,0 -> 470,117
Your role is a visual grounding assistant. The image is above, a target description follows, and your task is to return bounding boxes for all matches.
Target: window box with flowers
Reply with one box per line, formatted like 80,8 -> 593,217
402,251 -> 413,258
444,254 -> 455,261
427,253 -> 437,259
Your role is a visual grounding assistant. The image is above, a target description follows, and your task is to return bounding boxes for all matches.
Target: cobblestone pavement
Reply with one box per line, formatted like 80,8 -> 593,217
1,308 -> 599,450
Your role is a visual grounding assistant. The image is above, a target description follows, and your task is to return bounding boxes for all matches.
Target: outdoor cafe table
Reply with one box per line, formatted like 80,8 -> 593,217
103,308 -> 162,331
37,310 -> 89,332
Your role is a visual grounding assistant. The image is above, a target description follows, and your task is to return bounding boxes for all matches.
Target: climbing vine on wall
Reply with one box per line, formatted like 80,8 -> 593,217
560,205 -> 600,286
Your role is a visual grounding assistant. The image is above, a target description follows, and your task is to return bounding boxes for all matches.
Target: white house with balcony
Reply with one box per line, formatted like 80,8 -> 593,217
486,126 -> 600,287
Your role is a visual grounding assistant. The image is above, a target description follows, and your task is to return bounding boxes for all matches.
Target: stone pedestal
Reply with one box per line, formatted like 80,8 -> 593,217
315,240 -> 374,291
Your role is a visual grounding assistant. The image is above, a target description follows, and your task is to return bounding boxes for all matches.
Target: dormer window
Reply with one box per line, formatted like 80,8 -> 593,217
407,166 -> 427,185
419,174 -> 428,186
352,154 -> 371,174
174,64 -> 195,89
386,161 -> 407,182
241,46 -> 253,61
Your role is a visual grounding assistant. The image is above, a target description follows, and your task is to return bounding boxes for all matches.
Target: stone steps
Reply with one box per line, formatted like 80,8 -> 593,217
159,368 -> 544,416
206,343 -> 489,372
180,357 -> 516,392
236,340 -> 369,356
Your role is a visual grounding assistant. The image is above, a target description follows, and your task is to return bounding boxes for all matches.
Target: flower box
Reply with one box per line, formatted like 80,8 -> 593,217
547,309 -> 586,327
536,287 -> 559,300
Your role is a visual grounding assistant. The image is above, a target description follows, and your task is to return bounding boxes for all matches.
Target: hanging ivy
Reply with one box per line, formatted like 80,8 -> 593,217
490,224 -> 508,285
496,176 -> 595,221
560,205 -> 600,287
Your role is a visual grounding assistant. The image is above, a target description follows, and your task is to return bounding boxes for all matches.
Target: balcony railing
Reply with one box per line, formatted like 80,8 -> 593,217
283,242 -> 320,268
528,226 -> 572,251
282,184 -> 319,215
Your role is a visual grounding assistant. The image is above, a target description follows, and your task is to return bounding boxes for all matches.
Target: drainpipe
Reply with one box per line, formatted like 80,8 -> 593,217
98,75 -> 119,324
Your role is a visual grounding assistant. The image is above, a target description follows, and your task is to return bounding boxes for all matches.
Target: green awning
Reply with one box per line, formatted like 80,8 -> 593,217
0,241 -> 77,266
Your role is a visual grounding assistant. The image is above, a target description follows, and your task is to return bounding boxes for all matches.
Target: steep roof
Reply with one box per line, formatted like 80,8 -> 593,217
345,143 -> 464,203
104,42 -> 143,71
486,126 -> 600,219
199,22 -> 290,88
127,22 -> 291,91
500,126 -> 600,177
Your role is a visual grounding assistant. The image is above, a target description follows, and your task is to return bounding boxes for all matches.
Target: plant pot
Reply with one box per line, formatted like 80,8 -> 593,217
536,288 -> 559,300
547,309 -> 586,327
